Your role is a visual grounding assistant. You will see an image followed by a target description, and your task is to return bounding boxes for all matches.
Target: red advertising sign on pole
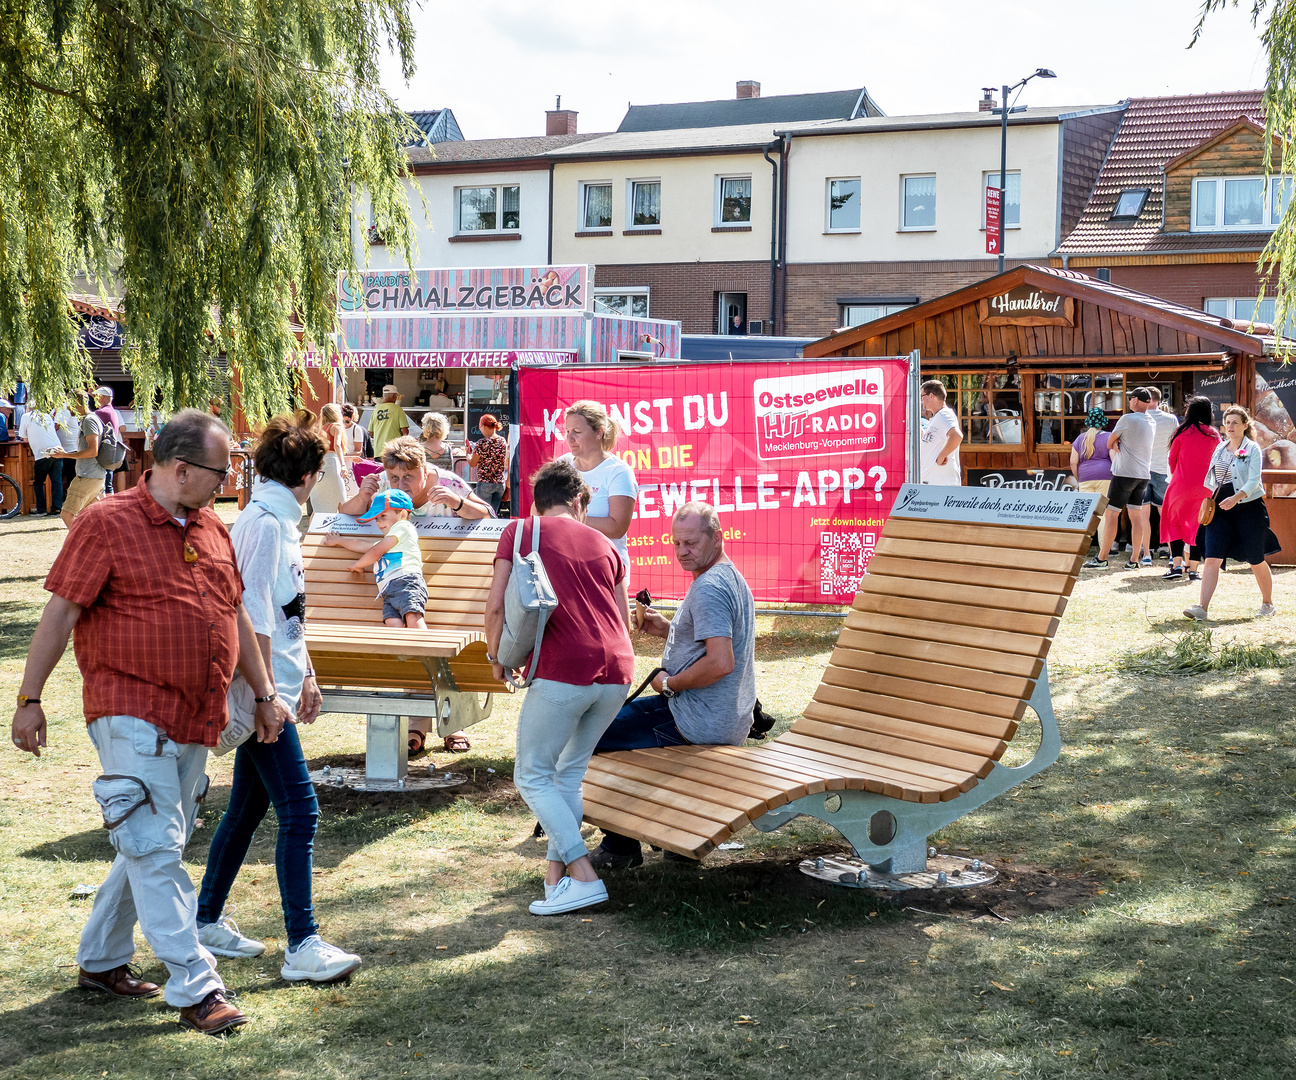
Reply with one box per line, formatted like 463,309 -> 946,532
518,358 -> 911,604
985,185 -> 1002,255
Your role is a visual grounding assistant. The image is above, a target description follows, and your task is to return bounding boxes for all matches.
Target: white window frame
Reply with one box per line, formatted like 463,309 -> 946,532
1191,175 -> 1291,232
453,183 -> 521,235
593,288 -> 650,318
625,178 -> 662,230
1205,296 -> 1290,333
578,181 -> 613,231
825,177 -> 862,233
714,174 -> 753,227
982,170 -> 1021,229
899,173 -> 937,232
839,302 -> 913,329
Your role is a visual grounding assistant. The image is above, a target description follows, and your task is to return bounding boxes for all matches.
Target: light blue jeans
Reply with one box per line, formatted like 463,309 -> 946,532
78,715 -> 223,1007
513,679 -> 630,866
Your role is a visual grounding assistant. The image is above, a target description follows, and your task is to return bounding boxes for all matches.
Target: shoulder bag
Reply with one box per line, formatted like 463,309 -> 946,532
497,516 -> 559,688
1198,492 -> 1216,526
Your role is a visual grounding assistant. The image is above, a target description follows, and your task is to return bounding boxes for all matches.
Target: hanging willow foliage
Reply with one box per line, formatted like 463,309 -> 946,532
1195,1 -> 1296,352
0,0 -> 419,419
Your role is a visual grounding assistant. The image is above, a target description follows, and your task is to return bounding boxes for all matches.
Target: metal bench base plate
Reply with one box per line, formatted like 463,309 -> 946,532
309,765 -> 468,793
799,852 -> 998,892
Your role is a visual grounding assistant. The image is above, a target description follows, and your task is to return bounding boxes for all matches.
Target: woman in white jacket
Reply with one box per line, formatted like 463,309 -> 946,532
195,411 -> 362,982
1185,406 -> 1278,621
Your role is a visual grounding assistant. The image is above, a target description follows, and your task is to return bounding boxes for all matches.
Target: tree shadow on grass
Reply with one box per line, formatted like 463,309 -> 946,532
0,599 -> 42,659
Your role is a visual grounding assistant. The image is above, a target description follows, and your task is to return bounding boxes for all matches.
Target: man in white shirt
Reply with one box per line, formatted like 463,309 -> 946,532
18,410 -> 63,515
1144,387 -> 1178,561
919,381 -> 962,485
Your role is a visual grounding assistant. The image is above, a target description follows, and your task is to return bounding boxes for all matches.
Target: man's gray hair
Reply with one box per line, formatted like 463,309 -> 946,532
152,408 -> 231,465
674,501 -> 721,536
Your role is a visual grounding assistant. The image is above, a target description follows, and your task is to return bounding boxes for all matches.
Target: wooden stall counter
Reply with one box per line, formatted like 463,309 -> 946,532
1263,469 -> 1296,566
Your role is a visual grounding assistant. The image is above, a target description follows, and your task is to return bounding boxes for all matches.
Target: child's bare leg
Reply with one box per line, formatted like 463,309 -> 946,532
384,616 -> 405,627
405,611 -> 428,630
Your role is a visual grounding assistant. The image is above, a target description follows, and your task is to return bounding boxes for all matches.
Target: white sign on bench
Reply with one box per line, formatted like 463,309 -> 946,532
890,484 -> 1101,530
306,513 -> 510,540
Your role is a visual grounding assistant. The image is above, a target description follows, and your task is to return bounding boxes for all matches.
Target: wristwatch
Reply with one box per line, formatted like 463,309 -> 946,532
254,692 -> 278,704
16,694 -> 41,708
659,676 -> 676,699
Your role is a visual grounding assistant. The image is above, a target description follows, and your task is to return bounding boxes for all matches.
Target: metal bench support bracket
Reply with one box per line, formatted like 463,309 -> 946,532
751,660 -> 1062,876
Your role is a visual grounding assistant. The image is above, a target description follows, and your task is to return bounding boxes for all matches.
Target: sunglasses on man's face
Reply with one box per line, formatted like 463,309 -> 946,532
179,457 -> 234,481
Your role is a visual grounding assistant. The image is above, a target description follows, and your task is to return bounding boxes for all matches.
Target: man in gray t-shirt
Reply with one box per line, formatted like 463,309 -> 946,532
589,502 -> 757,869
1085,387 -> 1157,571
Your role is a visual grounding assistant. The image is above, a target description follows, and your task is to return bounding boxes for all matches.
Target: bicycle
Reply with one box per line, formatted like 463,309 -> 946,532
0,470 -> 22,519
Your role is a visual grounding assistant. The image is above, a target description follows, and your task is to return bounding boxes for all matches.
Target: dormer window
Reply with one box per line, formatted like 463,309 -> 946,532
1192,176 -> 1290,231
1110,189 -> 1149,220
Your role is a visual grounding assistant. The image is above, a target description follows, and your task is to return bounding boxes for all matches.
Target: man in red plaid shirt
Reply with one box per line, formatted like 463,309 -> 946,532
11,409 -> 291,1036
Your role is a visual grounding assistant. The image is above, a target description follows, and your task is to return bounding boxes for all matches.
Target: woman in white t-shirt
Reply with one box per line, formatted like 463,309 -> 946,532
559,400 -> 638,563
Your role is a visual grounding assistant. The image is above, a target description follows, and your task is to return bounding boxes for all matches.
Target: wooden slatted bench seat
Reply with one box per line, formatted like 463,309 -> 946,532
301,514 -> 511,783
581,485 -> 1104,872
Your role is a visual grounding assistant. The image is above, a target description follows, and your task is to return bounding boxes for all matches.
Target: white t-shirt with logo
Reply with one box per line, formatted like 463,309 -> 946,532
559,453 -> 638,560
920,406 -> 962,485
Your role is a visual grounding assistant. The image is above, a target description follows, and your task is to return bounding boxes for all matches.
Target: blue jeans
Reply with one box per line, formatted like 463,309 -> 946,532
593,695 -> 689,855
33,457 -> 63,513
476,481 -> 505,515
197,723 -> 319,948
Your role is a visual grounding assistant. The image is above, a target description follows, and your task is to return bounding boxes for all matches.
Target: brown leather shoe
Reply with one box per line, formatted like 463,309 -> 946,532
78,964 -> 161,999
178,989 -> 247,1036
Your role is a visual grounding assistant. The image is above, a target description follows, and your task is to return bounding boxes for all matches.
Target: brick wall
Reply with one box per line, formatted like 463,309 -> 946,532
784,258 -> 1044,338
594,261 -> 772,333
1082,262 -> 1277,309
1060,110 -> 1124,239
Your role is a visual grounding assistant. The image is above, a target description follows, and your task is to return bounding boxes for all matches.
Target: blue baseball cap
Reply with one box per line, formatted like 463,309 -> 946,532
358,488 -> 414,522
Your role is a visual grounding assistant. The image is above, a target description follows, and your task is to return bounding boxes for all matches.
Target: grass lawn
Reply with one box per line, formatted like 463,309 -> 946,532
1,506 -> 1294,1079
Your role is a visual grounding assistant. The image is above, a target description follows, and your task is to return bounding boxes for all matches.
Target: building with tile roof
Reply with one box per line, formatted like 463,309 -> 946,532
1052,91 -> 1283,328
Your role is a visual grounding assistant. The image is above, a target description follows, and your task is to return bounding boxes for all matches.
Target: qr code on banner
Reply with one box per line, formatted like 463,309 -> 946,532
819,532 -> 876,596
1066,498 -> 1090,524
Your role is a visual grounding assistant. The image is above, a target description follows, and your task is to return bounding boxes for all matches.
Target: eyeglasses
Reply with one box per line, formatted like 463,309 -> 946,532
315,469 -> 327,482
179,458 -> 235,481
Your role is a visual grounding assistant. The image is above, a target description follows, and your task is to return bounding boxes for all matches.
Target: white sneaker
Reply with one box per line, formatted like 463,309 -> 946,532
1183,605 -> 1210,622
280,935 -> 362,982
529,876 -> 608,916
1259,603 -> 1277,618
197,913 -> 266,958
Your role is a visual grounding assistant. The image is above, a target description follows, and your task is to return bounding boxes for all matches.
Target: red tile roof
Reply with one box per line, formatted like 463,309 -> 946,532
1056,91 -> 1264,255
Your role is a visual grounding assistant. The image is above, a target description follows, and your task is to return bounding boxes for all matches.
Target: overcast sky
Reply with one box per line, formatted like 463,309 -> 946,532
379,1 -> 1269,140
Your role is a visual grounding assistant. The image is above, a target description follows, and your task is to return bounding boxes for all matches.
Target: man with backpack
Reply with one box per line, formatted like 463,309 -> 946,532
47,394 -> 110,527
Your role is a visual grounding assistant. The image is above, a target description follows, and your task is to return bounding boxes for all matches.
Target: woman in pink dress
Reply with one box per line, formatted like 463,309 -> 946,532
1160,396 -> 1221,581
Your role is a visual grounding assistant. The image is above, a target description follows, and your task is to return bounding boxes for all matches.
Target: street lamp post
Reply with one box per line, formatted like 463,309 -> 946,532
988,68 -> 1056,273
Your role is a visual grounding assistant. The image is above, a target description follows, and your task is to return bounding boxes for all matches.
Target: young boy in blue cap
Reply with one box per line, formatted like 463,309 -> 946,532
323,489 -> 428,629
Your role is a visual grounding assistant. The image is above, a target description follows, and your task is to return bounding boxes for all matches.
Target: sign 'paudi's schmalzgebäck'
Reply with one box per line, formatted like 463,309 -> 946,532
518,359 -> 911,604
338,265 -> 589,315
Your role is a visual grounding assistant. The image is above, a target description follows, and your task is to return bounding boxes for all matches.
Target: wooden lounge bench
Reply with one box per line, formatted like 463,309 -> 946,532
581,485 -> 1105,873
301,514 -> 510,783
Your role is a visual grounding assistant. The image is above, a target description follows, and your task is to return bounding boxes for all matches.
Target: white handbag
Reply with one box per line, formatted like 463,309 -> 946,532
497,516 -> 559,688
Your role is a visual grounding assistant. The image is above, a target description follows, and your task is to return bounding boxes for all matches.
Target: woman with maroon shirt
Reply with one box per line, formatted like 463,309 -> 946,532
485,460 -> 633,916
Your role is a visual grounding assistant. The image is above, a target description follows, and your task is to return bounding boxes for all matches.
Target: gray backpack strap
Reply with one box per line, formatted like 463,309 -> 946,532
519,516 -> 551,687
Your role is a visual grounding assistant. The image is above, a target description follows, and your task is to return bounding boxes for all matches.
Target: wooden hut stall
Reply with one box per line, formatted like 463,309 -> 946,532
804,265 -> 1296,561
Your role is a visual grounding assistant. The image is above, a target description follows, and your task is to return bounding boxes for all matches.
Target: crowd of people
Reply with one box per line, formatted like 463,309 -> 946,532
4,374 -> 1285,1037
918,379 -> 1279,621
8,395 -> 766,1033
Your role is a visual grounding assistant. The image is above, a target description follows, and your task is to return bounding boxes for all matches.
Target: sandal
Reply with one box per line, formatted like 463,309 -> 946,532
442,732 -> 471,753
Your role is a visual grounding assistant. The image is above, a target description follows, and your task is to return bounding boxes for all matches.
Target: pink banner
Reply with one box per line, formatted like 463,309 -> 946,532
518,359 -> 912,604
